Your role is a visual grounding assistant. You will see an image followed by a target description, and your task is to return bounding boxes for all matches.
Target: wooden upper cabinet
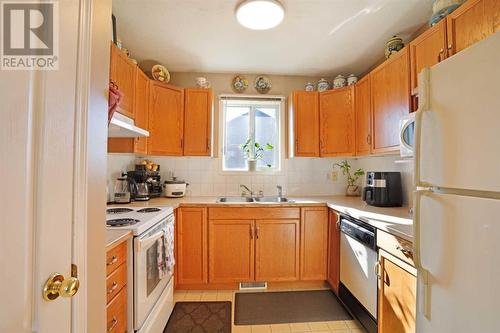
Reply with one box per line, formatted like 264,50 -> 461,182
148,82 -> 184,156
355,75 -> 372,156
289,91 -> 320,157
183,88 -> 212,156
327,209 -> 340,295
133,69 -> 150,155
209,220 -> 254,283
255,220 -> 300,282
110,42 -> 136,119
410,19 -> 447,96
176,207 -> 208,285
378,254 -> 417,333
446,0 -> 498,56
300,207 -> 328,280
319,86 -> 355,157
371,47 -> 410,154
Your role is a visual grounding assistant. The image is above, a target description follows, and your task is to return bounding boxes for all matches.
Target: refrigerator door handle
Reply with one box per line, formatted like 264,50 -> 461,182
414,68 -> 430,188
414,187 -> 432,319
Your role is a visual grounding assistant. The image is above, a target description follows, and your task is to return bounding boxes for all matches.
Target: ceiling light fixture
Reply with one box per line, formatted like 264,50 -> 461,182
236,0 -> 285,30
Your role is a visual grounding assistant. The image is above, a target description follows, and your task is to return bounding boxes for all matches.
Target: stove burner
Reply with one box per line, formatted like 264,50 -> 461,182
136,208 -> 161,213
107,208 -> 134,214
106,218 -> 139,227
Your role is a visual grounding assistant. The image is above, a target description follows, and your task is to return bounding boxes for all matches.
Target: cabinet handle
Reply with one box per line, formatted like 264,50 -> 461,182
396,245 -> 413,256
106,256 -> 118,266
366,134 -> 371,145
107,282 -> 118,294
335,214 -> 341,230
250,226 -> 254,240
180,138 -> 183,149
107,317 -> 118,332
255,226 -> 260,239
374,261 -> 381,279
206,138 -> 210,151
447,43 -> 453,56
438,48 -> 444,62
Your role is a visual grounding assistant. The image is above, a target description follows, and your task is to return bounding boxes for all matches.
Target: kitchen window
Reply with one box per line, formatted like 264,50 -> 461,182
221,97 -> 282,172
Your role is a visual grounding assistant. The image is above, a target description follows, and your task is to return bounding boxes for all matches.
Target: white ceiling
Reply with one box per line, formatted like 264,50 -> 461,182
112,0 -> 433,76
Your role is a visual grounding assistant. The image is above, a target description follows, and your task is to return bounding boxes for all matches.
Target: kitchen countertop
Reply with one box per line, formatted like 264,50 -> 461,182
113,195 -> 413,242
106,229 -> 132,250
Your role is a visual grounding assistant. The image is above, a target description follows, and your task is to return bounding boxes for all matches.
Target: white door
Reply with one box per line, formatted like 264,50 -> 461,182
416,192 -> 500,332
0,1 -> 110,332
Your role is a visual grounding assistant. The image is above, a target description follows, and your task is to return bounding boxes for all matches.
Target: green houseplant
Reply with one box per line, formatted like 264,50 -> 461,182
334,160 -> 365,196
240,138 -> 274,171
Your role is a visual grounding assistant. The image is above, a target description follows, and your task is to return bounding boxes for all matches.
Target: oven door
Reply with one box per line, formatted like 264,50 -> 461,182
399,113 -> 415,158
134,215 -> 175,330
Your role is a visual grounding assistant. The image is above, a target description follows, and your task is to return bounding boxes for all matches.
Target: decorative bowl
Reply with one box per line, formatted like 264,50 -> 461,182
232,75 -> 249,93
305,82 -> 315,92
255,76 -> 271,94
385,35 -> 404,59
151,64 -> 170,82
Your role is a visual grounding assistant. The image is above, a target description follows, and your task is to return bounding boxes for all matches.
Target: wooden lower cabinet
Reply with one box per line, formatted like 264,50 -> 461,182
327,209 -> 340,294
300,207 -> 328,280
378,252 -> 417,333
209,219 -> 254,283
176,207 -> 208,285
106,239 -> 129,333
255,219 -> 300,281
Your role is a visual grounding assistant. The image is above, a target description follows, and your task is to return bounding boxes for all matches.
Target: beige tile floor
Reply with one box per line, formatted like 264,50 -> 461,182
173,290 -> 366,333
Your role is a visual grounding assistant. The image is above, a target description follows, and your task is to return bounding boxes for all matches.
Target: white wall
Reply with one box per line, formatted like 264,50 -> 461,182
107,154 -> 355,199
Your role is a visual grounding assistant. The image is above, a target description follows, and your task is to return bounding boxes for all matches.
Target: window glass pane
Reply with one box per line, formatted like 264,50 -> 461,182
254,107 -> 278,168
224,106 -> 250,170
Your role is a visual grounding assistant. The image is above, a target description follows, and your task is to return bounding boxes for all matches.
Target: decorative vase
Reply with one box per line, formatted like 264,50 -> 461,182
347,74 -> 358,86
333,75 -> 347,89
317,78 -> 330,92
385,35 -> 404,59
247,160 -> 257,172
346,185 -> 361,197
305,82 -> 315,91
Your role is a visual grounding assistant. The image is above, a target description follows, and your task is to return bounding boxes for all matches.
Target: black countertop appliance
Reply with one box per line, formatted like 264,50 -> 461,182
362,171 -> 402,207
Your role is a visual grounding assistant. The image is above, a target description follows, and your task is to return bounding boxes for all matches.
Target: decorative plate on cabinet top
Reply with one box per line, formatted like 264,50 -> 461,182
254,75 -> 271,94
151,64 -> 170,83
232,75 -> 249,93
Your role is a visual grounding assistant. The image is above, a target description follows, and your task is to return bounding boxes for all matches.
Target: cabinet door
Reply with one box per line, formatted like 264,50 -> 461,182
184,88 -> 212,156
327,210 -> 340,294
446,0 -> 491,56
319,86 -> 355,157
378,255 -> 417,333
355,75 -> 372,156
300,207 -> 328,280
110,42 -> 136,118
410,19 -> 447,96
290,91 -> 319,157
209,220 -> 254,283
176,207 -> 208,285
148,82 -> 184,156
255,220 -> 300,282
133,69 -> 150,154
371,47 -> 410,154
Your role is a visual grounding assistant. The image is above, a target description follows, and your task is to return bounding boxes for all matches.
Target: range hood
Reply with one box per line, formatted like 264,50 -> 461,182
108,112 -> 149,138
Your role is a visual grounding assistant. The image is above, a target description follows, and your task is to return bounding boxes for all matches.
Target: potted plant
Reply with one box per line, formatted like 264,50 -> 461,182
240,138 -> 274,171
334,160 -> 365,196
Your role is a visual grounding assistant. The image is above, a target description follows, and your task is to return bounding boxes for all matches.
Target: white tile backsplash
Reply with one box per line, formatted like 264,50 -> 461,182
106,154 -> 414,204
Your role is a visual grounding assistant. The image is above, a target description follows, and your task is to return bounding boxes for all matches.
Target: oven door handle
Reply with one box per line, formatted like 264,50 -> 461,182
138,230 -> 165,251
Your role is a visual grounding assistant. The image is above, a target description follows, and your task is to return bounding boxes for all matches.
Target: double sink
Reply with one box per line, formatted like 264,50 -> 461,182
216,196 -> 293,203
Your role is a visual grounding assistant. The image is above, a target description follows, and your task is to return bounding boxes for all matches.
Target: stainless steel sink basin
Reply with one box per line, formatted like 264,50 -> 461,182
216,197 -> 255,203
253,196 -> 292,203
216,196 -> 293,203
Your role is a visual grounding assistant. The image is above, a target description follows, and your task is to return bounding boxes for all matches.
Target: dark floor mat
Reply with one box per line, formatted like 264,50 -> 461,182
164,301 -> 232,333
234,290 -> 351,325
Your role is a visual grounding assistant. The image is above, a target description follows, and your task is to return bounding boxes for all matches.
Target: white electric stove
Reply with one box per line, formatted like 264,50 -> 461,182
106,206 -> 175,333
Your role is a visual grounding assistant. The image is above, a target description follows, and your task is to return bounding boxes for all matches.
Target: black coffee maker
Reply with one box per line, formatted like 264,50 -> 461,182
362,172 -> 403,207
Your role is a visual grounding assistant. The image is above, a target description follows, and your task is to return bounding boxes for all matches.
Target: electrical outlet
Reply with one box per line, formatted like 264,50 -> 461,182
331,170 -> 338,181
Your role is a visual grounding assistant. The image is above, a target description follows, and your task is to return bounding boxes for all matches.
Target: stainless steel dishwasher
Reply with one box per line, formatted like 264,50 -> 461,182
339,214 -> 377,333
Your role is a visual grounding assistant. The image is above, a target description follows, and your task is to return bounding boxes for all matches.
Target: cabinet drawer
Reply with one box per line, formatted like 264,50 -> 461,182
107,287 -> 127,333
106,263 -> 127,304
377,230 -> 414,266
209,207 -> 300,220
106,241 -> 127,275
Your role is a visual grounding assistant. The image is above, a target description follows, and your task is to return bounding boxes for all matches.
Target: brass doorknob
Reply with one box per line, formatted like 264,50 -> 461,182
43,273 -> 80,301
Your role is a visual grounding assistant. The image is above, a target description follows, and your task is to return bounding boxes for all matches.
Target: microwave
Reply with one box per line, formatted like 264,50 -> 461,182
399,113 -> 415,158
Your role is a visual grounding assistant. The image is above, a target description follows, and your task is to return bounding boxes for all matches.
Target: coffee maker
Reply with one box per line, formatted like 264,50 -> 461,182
362,172 -> 403,207
129,164 -> 162,199
127,169 -> 149,201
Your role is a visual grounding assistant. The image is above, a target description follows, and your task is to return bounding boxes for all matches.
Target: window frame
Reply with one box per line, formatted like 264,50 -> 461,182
219,95 -> 285,174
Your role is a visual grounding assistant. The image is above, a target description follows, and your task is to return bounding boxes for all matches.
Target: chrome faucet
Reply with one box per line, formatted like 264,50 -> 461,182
277,185 -> 283,198
240,184 -> 253,197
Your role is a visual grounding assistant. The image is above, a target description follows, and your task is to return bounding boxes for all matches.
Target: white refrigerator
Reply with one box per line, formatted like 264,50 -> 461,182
414,31 -> 500,332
